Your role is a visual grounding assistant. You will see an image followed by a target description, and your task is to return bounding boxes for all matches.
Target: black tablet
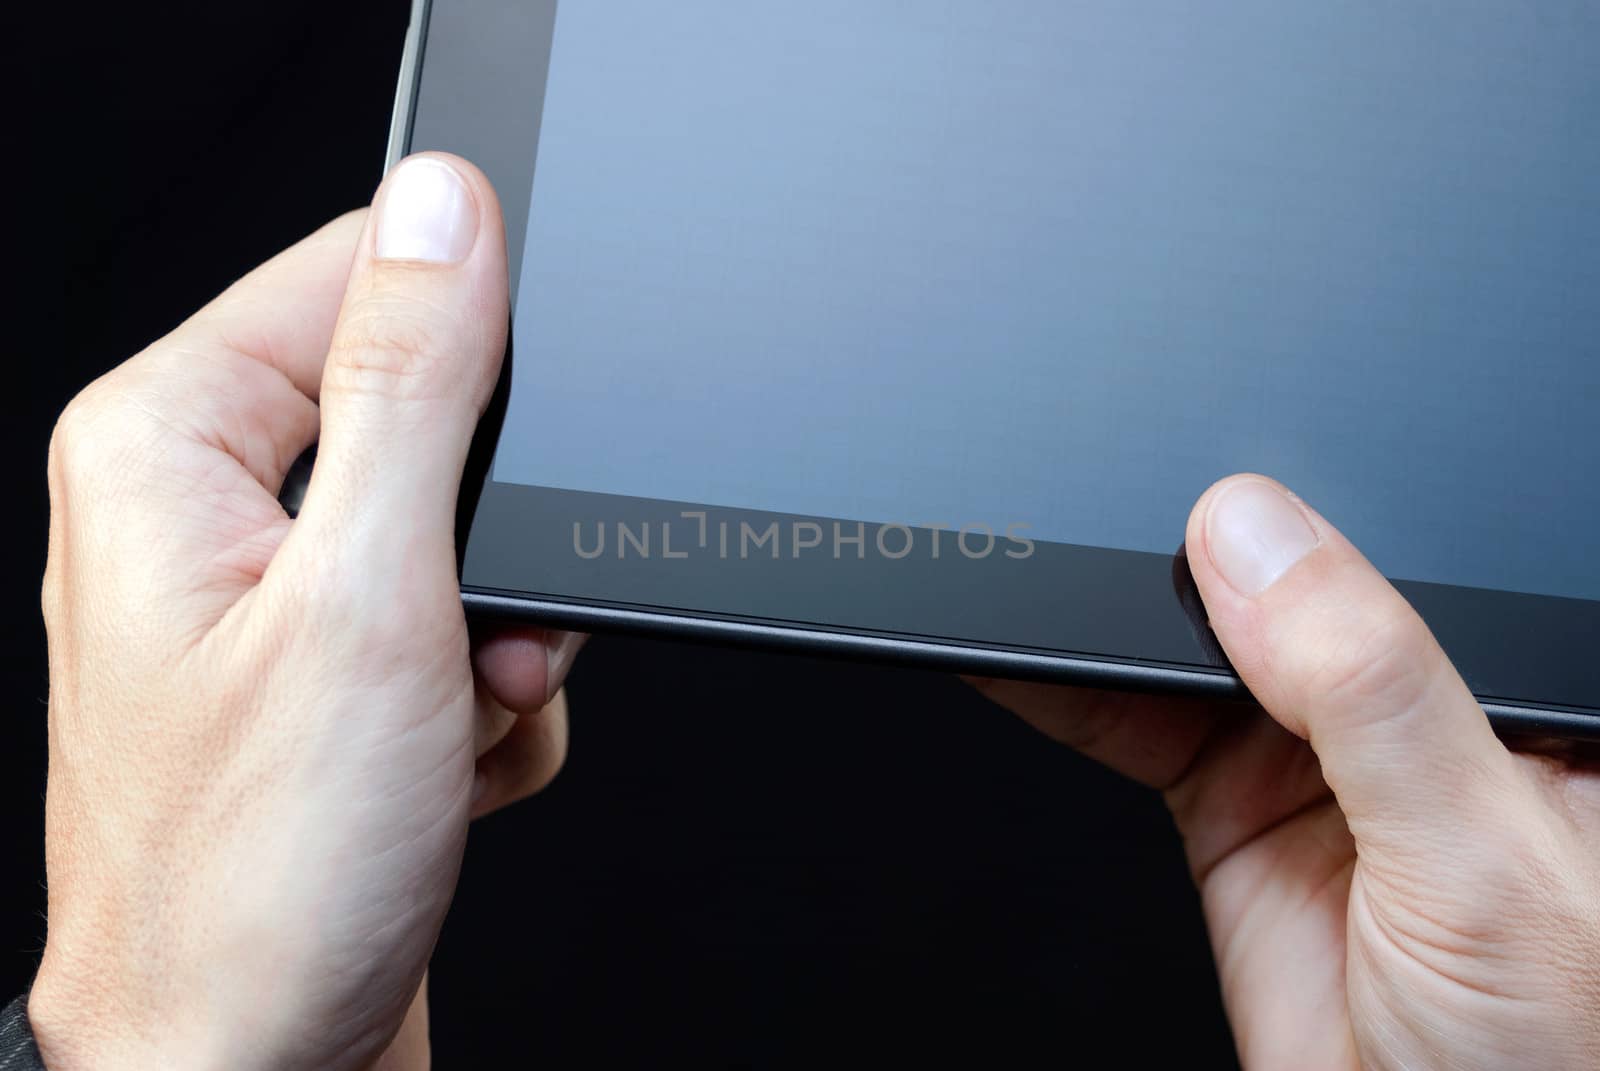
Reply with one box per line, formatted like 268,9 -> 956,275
393,0 -> 1600,736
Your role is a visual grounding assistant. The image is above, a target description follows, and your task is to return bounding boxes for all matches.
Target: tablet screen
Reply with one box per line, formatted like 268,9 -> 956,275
416,0 -> 1599,713
492,0 -> 1598,603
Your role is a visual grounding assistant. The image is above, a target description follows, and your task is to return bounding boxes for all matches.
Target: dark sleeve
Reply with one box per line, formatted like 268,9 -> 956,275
0,992 -> 43,1071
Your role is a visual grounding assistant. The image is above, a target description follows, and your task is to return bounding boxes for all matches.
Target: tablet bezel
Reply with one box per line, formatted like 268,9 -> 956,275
395,0 -> 1600,738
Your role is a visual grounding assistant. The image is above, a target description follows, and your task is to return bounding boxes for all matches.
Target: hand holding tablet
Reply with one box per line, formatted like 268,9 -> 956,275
24,2 -> 1600,1066
979,473 -> 1600,1069
34,151 -> 1599,1066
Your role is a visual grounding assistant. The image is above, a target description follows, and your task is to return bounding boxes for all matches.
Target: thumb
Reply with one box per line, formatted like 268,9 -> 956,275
284,153 -> 507,592
1184,474 -> 1523,856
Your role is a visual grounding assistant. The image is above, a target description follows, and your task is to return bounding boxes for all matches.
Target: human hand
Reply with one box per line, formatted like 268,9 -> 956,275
972,475 -> 1600,1070
33,154 -> 579,1069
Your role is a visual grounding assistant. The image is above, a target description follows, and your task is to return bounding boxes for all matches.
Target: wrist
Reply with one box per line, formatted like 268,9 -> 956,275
29,940 -> 226,1071
29,924 -> 381,1071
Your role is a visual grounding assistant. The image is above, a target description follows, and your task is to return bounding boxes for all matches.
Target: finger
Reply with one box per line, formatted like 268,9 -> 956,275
472,627 -> 585,758
966,677 -> 1234,790
120,209 -> 367,493
472,688 -> 570,819
472,627 -> 588,734
45,214 -> 368,638
46,209 -> 368,585
971,676 -> 1336,884
1184,474 -> 1522,849
276,153 -> 508,599
181,209 -> 367,402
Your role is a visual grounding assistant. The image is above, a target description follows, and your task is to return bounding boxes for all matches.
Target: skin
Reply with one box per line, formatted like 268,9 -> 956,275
33,154 -> 1600,1069
35,159 -> 574,1070
975,488 -> 1600,1069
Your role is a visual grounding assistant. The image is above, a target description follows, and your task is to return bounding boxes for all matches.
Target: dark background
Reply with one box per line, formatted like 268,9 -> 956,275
26,3 -> 1238,1064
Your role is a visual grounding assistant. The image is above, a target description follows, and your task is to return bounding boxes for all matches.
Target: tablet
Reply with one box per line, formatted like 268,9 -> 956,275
392,0 -> 1600,736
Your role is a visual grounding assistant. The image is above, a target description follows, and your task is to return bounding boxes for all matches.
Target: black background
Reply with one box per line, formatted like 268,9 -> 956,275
26,2 -> 1238,1064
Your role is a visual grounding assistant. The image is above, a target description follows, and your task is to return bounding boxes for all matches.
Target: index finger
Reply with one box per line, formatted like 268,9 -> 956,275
179,208 -> 368,401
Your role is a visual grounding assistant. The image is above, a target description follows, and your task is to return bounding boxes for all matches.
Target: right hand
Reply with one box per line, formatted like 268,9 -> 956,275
973,475 -> 1600,1069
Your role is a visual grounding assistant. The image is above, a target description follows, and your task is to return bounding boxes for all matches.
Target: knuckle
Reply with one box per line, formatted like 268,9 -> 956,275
47,382 -> 127,496
47,396 -> 96,490
326,292 -> 463,402
39,557 -> 63,629
43,375 -> 158,628
1301,604 -> 1438,716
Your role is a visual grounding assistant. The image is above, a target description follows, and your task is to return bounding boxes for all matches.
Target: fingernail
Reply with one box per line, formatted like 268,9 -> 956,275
1205,480 -> 1320,597
544,631 -> 588,703
471,772 -> 489,808
375,157 -> 477,263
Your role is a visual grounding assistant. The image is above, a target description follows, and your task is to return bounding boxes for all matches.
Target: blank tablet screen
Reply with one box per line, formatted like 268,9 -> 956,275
491,0 -> 1599,603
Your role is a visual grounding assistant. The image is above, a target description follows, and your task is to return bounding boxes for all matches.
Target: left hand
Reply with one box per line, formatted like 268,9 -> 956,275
35,154 -> 576,1070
